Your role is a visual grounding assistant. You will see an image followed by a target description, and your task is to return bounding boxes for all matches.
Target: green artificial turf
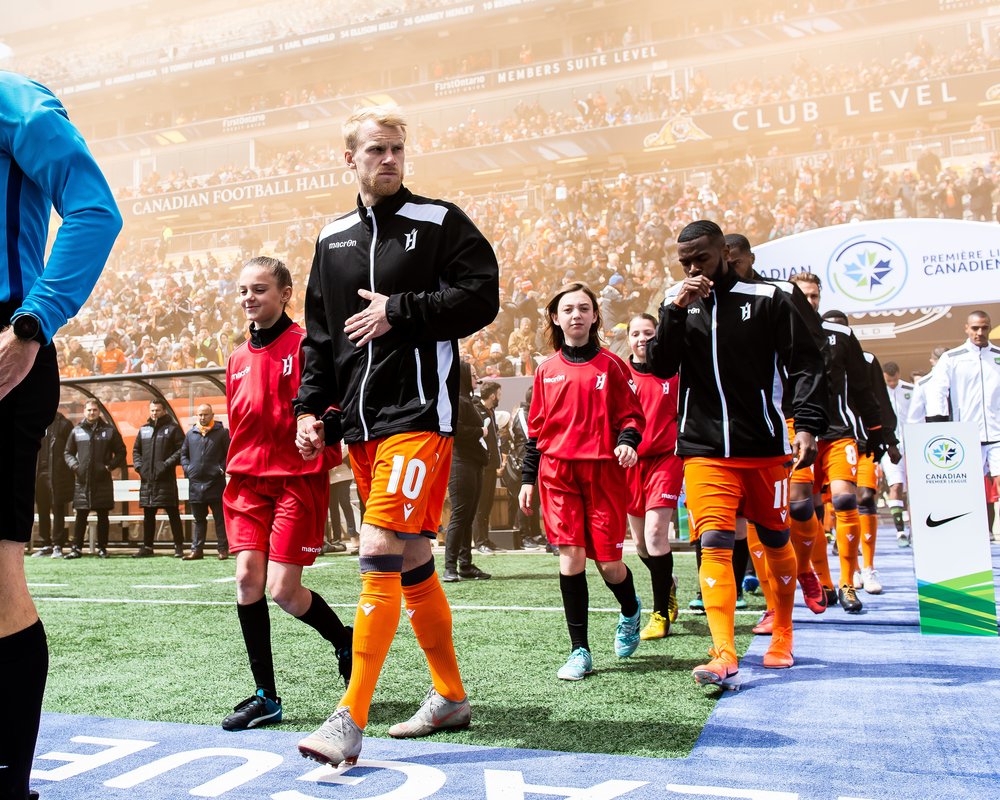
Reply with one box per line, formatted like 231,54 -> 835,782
26,549 -> 761,759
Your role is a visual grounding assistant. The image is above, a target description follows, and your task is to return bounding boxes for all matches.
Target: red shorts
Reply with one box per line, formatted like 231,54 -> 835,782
223,472 -> 328,566
349,432 -> 453,537
986,474 -> 999,504
684,455 -> 791,539
856,454 -> 878,491
811,438 -> 859,493
627,451 -> 683,515
538,456 -> 627,562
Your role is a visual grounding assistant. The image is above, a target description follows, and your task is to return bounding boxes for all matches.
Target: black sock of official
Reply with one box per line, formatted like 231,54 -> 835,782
640,553 -> 674,615
559,572 -> 590,652
0,619 -> 48,800
236,598 -> 277,700
694,538 -> 702,571
890,506 -> 905,532
295,590 -> 350,650
605,565 -> 639,617
732,538 -> 750,587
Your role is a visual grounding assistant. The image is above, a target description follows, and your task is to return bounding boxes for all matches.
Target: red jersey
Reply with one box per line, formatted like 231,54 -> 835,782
628,361 -> 678,458
226,321 -> 340,477
529,347 -> 644,461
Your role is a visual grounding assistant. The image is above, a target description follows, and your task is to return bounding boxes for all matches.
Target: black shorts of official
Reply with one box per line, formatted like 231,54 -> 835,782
0,301 -> 59,543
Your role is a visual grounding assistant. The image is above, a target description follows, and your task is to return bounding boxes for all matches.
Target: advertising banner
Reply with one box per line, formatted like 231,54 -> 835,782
753,219 -> 1000,315
903,421 -> 998,636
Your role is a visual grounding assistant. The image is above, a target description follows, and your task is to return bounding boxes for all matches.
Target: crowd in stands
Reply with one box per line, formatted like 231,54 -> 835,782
58,148 -> 999,382
113,33 -> 997,201
5,0 -> 877,94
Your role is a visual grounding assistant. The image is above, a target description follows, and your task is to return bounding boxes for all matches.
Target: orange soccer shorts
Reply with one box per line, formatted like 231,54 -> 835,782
812,438 -> 860,492
787,418 -> 815,486
348,431 -> 453,537
684,455 -> 792,539
856,453 -> 878,491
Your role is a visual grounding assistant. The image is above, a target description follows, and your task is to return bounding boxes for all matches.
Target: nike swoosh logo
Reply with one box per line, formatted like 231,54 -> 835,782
926,512 -> 970,528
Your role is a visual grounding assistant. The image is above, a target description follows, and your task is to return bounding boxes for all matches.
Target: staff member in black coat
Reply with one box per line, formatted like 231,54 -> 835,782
180,404 -> 231,560
472,381 -> 503,554
63,400 -> 126,558
33,410 -> 75,557
442,361 -> 491,582
132,399 -> 185,558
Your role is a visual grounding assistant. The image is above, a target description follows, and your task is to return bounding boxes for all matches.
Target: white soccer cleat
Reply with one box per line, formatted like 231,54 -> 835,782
861,567 -> 883,595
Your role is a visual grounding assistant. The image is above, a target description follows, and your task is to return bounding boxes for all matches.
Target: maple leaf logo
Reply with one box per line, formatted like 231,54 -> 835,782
842,250 -> 893,294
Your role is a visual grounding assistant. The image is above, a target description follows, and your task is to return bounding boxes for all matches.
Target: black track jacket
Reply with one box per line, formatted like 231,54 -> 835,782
817,319 -> 882,442
646,269 -> 827,459
295,186 -> 499,443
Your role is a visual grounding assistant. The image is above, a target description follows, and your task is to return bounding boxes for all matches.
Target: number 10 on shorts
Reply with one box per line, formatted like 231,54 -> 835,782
386,455 -> 427,499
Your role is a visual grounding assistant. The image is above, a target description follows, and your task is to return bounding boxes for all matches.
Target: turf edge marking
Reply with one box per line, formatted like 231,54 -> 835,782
33,596 -> 762,615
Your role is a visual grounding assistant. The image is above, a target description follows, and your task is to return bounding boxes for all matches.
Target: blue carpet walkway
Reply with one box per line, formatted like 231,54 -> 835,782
30,529 -> 1000,800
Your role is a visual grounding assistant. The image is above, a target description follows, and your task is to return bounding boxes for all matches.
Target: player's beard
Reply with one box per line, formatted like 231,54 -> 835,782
361,171 -> 401,201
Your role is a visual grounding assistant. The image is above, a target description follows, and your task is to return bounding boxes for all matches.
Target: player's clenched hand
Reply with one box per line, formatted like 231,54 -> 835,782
615,444 -> 637,468
792,431 -> 817,470
518,484 -> 535,516
671,276 -> 713,309
296,414 -> 325,461
0,328 -> 39,401
886,443 -> 902,465
345,289 -> 392,346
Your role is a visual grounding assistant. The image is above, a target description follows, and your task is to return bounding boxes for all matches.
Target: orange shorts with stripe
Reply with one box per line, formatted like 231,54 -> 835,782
684,455 -> 792,540
348,432 -> 453,537
856,453 -> 879,491
787,417 -> 816,485
810,438 -> 860,493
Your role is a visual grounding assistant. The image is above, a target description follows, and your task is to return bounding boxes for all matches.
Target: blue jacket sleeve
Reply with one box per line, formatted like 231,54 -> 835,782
1,77 -> 122,342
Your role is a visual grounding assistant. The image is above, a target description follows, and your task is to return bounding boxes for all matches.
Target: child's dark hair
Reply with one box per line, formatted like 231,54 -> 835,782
545,282 -> 603,351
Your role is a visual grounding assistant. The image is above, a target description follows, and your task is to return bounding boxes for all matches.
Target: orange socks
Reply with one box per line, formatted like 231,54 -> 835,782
700,547 -> 737,663
761,541 -> 797,634
860,513 -> 878,570
835,509 -> 861,587
788,517 -> 816,576
402,572 -> 465,703
341,571 -> 402,728
746,523 -> 775,611
810,516 -> 835,589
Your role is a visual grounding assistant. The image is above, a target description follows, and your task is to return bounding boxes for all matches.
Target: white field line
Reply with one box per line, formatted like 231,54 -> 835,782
27,583 -> 68,587
32,595 -> 761,615
131,584 -> 202,589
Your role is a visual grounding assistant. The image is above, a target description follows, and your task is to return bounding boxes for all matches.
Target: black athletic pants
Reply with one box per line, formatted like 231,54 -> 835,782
444,455 -> 482,572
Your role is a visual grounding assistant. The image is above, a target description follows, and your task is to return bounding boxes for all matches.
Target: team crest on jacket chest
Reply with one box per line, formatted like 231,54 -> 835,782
281,354 -> 293,377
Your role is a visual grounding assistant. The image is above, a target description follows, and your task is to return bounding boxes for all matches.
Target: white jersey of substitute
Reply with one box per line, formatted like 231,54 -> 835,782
927,339 -> 1000,444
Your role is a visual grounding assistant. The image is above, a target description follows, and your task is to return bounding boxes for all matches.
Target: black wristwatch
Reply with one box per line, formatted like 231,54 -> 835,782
12,314 -> 44,344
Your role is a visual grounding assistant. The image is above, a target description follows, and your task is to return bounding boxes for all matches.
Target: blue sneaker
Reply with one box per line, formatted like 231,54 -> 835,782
557,647 -> 593,680
614,597 -> 642,657
742,575 -> 760,594
735,592 -> 748,610
222,689 -> 282,731
689,591 -> 705,614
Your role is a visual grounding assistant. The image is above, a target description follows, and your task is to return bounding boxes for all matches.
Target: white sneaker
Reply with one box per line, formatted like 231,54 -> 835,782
298,706 -> 363,767
862,567 -> 883,595
50,547 -> 64,559
896,532 -> 910,548
852,569 -> 863,590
